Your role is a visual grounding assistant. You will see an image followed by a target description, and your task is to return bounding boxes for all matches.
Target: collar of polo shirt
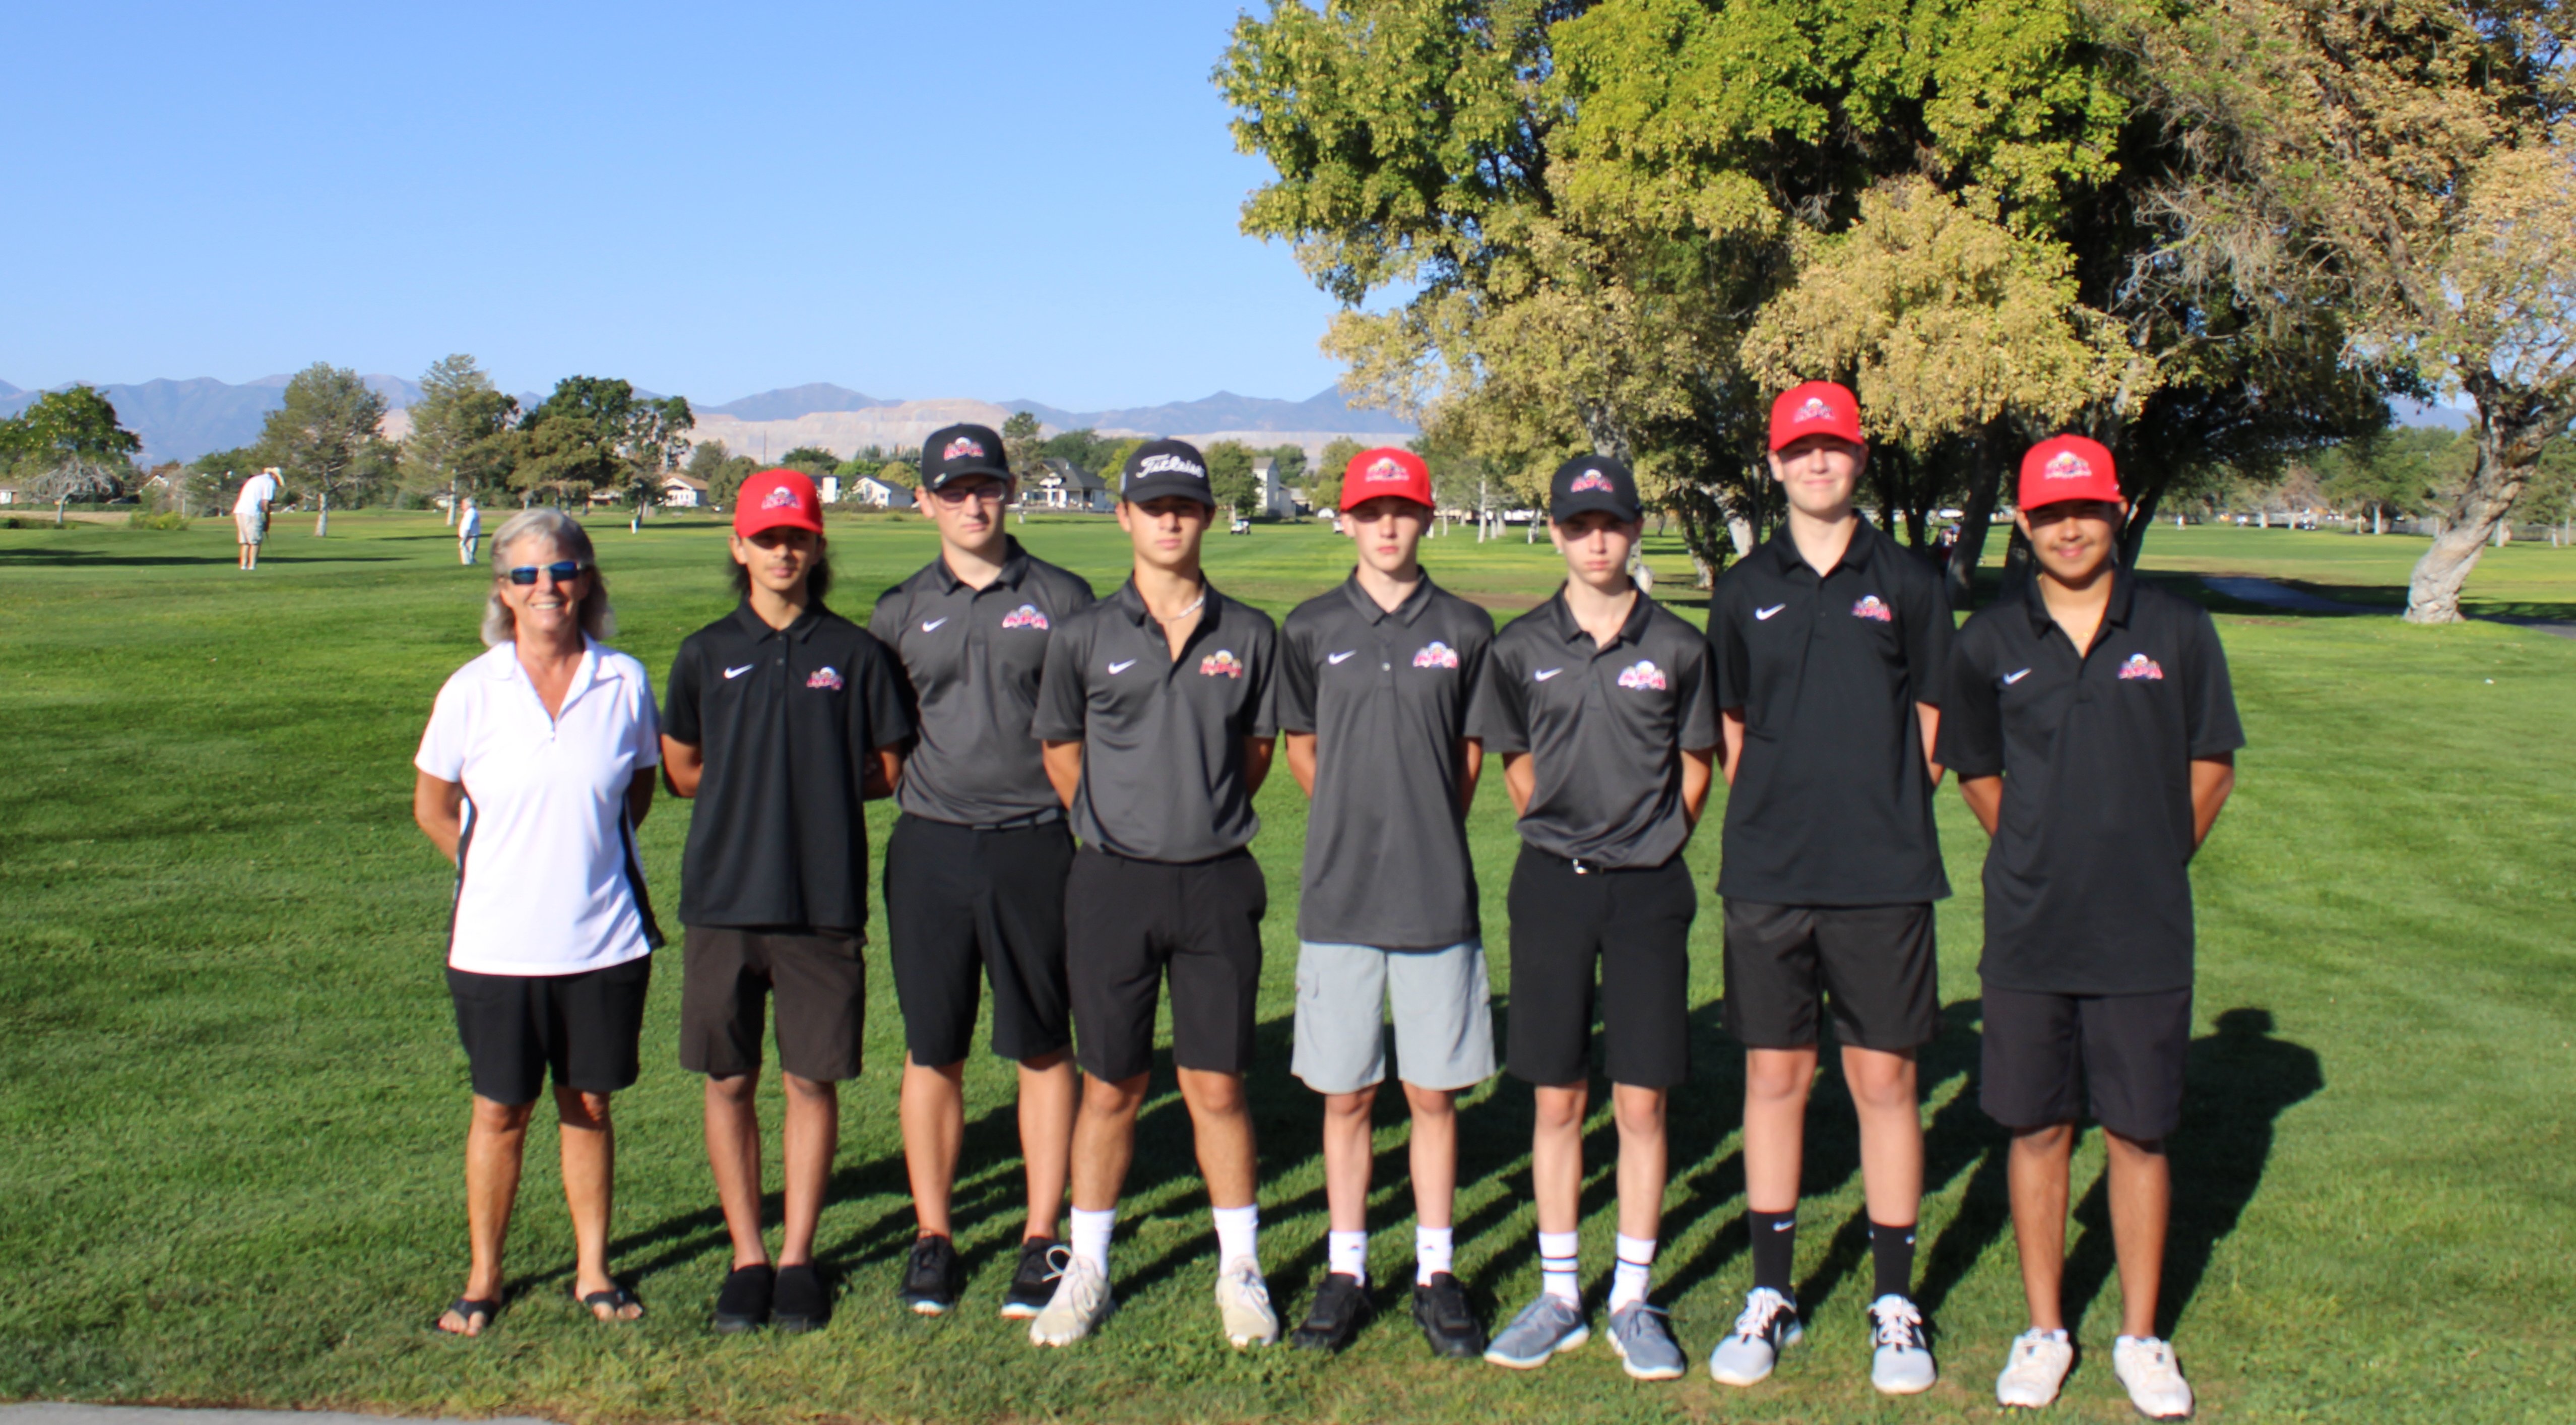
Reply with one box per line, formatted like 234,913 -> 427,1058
732,600 -> 829,642
1111,577 -> 1222,626
2021,563 -> 2138,636
1339,571 -> 1435,626
1769,514 -> 1883,578
1545,584 -> 1654,648
932,536 -> 1033,595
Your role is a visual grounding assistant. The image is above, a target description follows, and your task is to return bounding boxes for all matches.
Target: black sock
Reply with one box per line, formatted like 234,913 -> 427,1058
1749,1209 -> 1797,1295
1870,1221 -> 1917,1301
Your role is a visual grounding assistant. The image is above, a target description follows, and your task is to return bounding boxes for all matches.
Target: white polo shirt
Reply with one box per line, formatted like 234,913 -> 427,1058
458,505 -> 481,538
415,639 -> 663,976
233,472 -> 278,514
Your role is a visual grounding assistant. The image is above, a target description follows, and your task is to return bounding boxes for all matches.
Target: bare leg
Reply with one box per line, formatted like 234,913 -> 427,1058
2104,1131 -> 2170,1339
1178,1067 -> 1258,1210
1400,1082 -> 1457,1230
555,1086 -> 636,1318
1531,1083 -> 1588,1235
442,1095 -> 534,1335
1612,1084 -> 1669,1241
901,1054 -> 966,1238
1842,1045 -> 1923,1228
1743,1047 -> 1819,1213
1070,1071 -> 1146,1212
1321,1086 -> 1378,1233
1018,1048 -> 1077,1241
2008,1122 -> 2077,1331
704,1074 -> 768,1269
779,1072 -> 839,1267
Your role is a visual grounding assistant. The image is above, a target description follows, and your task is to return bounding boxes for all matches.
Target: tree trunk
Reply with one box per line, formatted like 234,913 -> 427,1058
2118,467 -> 2176,571
315,489 -> 331,538
2404,392 -> 2560,623
445,480 -> 458,527
55,498 -> 66,528
1945,433 -> 2009,611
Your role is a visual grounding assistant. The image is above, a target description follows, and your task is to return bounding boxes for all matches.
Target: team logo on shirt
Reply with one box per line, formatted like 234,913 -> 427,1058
1794,395 -> 1839,424
1364,456 -> 1409,483
1199,649 -> 1245,678
1412,641 -> 1460,669
1000,603 -> 1050,631
1569,468 -> 1615,493
2117,652 -> 2165,681
1616,659 -> 1667,691
2044,449 -> 2095,480
1851,594 -> 1893,622
762,483 -> 801,510
942,435 -> 986,460
806,666 -> 845,690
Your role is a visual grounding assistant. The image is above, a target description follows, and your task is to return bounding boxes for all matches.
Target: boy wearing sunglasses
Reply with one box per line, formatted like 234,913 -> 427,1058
868,424 -> 1097,1317
661,468 -> 914,1335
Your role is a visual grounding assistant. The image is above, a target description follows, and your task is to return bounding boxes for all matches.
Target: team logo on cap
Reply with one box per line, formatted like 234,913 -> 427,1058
942,435 -> 986,461
2044,449 -> 2094,480
762,483 -> 801,509
1616,659 -> 1667,691
1793,396 -> 1838,424
1199,649 -> 1244,678
1569,469 -> 1616,494
1138,453 -> 1207,479
806,666 -> 845,690
1000,604 -> 1049,631
1364,456 -> 1409,483
1852,594 -> 1893,623
2117,652 -> 2165,681
1412,641 -> 1460,669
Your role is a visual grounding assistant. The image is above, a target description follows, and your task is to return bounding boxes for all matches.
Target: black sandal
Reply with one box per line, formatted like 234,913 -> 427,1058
437,1296 -> 500,1336
575,1282 -> 644,1322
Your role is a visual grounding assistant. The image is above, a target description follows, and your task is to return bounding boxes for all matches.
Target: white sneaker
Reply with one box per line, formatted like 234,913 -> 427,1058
2113,1335 -> 2195,1419
1996,1328 -> 2075,1408
1028,1255 -> 1114,1347
1214,1257 -> 1279,1347
1708,1286 -> 1802,1385
1865,1293 -> 1937,1395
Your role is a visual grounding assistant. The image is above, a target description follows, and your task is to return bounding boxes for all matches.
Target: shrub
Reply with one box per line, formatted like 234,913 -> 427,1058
127,511 -> 191,531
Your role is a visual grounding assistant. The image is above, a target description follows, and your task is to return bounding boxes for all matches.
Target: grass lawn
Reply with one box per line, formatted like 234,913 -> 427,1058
1,511 -> 2570,1424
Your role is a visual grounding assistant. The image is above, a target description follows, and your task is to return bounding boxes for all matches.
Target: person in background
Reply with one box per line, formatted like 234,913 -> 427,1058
459,497 -> 482,566
411,508 -> 663,1336
234,466 -> 279,571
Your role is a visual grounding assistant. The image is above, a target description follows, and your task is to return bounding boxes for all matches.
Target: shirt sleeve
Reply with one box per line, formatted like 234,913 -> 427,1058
1673,634 -> 1720,752
1457,609 -> 1498,741
1712,582 -> 1750,711
1247,617 -> 1280,739
1276,615 -> 1319,735
414,673 -> 469,781
1904,565 -> 1957,706
628,659 -> 663,769
857,635 -> 915,751
865,586 -> 906,648
2182,609 -> 2247,758
1936,627 -> 2004,778
1031,616 -> 1090,741
662,637 -> 702,747
1466,636 -> 1529,754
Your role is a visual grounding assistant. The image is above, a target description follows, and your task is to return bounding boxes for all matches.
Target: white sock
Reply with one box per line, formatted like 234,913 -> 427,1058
1538,1230 -> 1581,1303
1610,1234 -> 1656,1311
1415,1225 -> 1454,1286
1070,1207 -> 1115,1277
1213,1203 -> 1261,1266
1327,1229 -> 1368,1283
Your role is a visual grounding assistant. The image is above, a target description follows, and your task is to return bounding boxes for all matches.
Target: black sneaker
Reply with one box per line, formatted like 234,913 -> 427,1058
772,1262 -> 830,1334
713,1263 -> 774,1333
1411,1272 -> 1487,1358
1001,1237 -> 1069,1320
1291,1272 -> 1373,1352
900,1233 -> 963,1316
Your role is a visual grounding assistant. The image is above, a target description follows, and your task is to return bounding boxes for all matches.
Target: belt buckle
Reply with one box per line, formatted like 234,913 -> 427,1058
1571,857 -> 1591,876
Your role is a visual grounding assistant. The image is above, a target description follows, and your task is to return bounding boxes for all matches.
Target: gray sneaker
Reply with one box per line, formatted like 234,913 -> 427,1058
1483,1292 -> 1590,1369
1709,1286 -> 1804,1385
1606,1302 -> 1687,1381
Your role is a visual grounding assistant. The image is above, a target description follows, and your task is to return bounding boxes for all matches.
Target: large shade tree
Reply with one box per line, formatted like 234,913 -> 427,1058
257,363 -> 391,536
398,354 -> 519,523
1,385 -> 142,526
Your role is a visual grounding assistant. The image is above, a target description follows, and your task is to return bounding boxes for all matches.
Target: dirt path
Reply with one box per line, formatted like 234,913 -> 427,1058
1,1408 -> 551,1425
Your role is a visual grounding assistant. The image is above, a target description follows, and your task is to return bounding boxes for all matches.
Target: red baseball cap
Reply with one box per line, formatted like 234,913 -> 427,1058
1340,446 -> 1433,512
1769,381 -> 1865,451
2017,435 -> 2122,510
734,469 -> 825,536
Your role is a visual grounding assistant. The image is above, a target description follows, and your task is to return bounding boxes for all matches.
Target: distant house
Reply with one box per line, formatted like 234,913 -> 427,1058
1029,458 -> 1114,512
0,485 -> 19,507
849,473 -> 918,509
1252,457 -> 1299,519
661,474 -> 709,509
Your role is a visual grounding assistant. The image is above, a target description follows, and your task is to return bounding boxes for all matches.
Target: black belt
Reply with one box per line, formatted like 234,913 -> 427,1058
970,807 -> 1065,833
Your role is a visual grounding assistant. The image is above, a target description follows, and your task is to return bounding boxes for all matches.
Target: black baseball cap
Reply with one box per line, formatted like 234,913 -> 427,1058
1550,454 -> 1642,523
1122,439 -> 1215,507
919,423 -> 1013,492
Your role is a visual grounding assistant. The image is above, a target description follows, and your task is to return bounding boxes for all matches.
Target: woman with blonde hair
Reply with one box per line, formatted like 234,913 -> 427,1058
412,508 -> 664,1335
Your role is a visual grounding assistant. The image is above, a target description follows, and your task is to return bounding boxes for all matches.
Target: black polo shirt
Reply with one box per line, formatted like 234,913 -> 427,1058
1280,573 -> 1495,948
1467,588 -> 1720,870
868,538 -> 1096,828
1711,519 -> 1953,905
664,602 -> 913,932
1938,572 -> 2244,996
1031,579 -> 1279,863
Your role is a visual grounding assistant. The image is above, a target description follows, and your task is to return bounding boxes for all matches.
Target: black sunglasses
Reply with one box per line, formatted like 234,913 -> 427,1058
506,561 -> 589,585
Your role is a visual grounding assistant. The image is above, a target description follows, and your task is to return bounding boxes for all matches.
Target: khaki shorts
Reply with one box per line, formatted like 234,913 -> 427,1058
234,510 -> 267,545
1293,938 -> 1495,1095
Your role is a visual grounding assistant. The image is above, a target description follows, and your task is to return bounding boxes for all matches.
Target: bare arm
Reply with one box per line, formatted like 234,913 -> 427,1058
1244,736 -> 1276,796
1458,736 -> 1484,816
626,770 -> 654,830
1043,739 -> 1082,810
414,771 -> 465,861
1284,730 -> 1317,798
863,748 -> 903,801
2191,753 -> 2236,848
1719,708 -> 1746,786
660,736 -> 703,798
1681,746 -> 1715,827
1918,701 -> 1945,787
1502,751 -> 1534,817
1959,774 -> 2002,836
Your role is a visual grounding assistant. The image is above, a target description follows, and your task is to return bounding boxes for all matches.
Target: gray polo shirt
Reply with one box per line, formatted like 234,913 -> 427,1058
1468,588 -> 1720,870
1280,573 -> 1495,948
1031,579 -> 1280,863
869,539 -> 1096,828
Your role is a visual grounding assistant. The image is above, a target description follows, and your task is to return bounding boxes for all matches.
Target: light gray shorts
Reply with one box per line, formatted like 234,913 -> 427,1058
234,510 -> 266,545
1292,938 -> 1495,1095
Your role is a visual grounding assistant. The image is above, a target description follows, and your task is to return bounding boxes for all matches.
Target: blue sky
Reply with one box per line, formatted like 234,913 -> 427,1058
0,2 -> 1351,409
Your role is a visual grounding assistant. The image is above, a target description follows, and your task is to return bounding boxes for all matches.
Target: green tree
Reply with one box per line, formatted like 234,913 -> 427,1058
1096,438 -> 1147,499
1262,444 -> 1309,488
687,440 -> 758,508
257,363 -> 390,536
1204,440 -> 1259,514
398,355 -> 519,523
780,446 -> 840,474
1002,410 -> 1047,485
1043,427 -> 1120,475
1310,436 -> 1365,511
2,385 -> 142,525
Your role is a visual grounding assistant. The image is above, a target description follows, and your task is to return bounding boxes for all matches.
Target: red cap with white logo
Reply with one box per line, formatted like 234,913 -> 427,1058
734,469 -> 825,536
1340,446 -> 1434,511
2017,435 -> 2122,510
1769,381 -> 1865,451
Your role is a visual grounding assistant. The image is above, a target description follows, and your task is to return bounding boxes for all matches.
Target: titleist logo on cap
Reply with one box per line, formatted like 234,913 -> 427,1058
2043,450 -> 2094,479
1137,453 -> 1206,479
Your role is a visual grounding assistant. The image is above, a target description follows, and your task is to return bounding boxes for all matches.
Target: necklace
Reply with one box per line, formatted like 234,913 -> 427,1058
1156,588 -> 1207,623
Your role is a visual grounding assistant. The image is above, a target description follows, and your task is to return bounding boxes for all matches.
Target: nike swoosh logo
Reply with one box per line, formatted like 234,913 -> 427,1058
723,664 -> 753,680
1533,667 -> 1563,681
2003,668 -> 2032,685
921,617 -> 948,633
1327,651 -> 1356,665
1108,659 -> 1137,675
1755,604 -> 1786,621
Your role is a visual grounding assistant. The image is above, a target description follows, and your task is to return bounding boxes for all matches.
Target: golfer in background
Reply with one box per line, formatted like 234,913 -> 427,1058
459,497 -> 482,566
412,508 -> 664,1337
234,466 -> 279,572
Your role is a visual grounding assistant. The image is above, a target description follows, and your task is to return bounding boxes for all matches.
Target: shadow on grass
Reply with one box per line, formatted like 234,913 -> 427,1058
0,547 -> 403,568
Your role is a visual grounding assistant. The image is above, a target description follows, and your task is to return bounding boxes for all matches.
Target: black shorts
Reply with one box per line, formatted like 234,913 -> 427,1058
1504,846 -> 1695,1089
884,813 -> 1075,1067
447,956 -> 652,1106
679,925 -> 866,1083
1064,846 -> 1266,1083
1721,900 -> 1940,1051
1980,986 -> 2192,1142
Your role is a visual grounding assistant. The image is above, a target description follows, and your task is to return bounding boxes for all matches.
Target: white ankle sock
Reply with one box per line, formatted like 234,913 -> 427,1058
1213,1203 -> 1260,1266
1415,1225 -> 1454,1286
1327,1229 -> 1368,1282
1609,1234 -> 1656,1311
1538,1230 -> 1581,1303
1070,1207 -> 1115,1276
